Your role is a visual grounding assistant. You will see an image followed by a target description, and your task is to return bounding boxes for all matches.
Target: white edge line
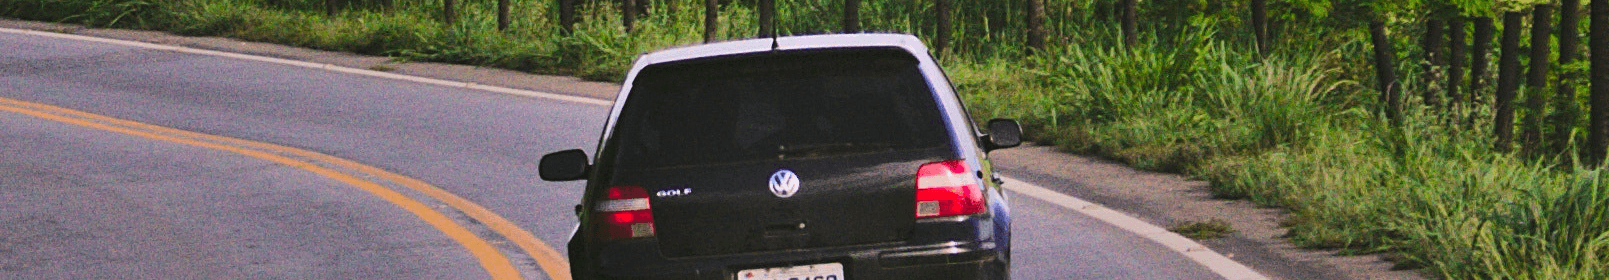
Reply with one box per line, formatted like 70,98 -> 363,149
1000,176 -> 1270,280
0,27 -> 614,107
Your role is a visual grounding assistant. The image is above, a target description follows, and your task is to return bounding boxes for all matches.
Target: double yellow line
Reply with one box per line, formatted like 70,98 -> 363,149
0,97 -> 570,280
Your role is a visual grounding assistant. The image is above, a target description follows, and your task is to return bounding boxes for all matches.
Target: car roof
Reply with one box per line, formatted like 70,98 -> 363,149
635,34 -> 931,66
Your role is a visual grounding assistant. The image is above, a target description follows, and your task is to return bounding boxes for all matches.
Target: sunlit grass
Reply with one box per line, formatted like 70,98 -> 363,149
949,23 -> 1608,278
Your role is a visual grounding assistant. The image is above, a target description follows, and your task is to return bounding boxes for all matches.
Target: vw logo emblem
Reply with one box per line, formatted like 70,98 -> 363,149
769,169 -> 800,198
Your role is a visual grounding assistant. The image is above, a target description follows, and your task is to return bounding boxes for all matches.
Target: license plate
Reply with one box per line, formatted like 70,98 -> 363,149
736,263 -> 845,280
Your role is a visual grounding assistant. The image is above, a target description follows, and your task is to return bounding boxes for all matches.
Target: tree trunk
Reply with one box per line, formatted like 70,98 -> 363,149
1423,15 -> 1444,66
1121,0 -> 1138,48
843,0 -> 860,33
1422,16 -> 1445,106
936,0 -> 951,57
758,0 -> 774,38
1555,0 -> 1583,155
1448,17 -> 1466,107
1371,20 -> 1403,125
443,0 -> 456,24
498,0 -> 510,30
623,0 -> 637,32
1471,17 -> 1494,106
1524,5 -> 1554,154
1590,0 -> 1609,165
327,0 -> 337,16
1027,0 -> 1046,52
704,0 -> 718,43
986,0 -> 1005,40
1252,0 -> 1269,55
1495,11 -> 1525,152
560,0 -> 576,35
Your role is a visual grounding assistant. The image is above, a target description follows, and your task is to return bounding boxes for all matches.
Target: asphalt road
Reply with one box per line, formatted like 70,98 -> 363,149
0,30 -> 1227,279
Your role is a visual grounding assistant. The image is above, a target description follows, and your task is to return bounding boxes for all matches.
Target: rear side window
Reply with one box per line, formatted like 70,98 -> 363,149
612,48 -> 949,169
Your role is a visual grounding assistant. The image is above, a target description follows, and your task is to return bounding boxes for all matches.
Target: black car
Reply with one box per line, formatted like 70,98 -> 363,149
540,34 -> 1022,280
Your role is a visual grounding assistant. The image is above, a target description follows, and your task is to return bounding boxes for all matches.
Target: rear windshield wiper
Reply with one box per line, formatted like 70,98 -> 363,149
777,142 -> 894,158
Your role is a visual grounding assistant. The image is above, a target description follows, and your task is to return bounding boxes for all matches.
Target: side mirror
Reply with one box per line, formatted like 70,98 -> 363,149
539,149 -> 591,181
983,119 -> 1022,151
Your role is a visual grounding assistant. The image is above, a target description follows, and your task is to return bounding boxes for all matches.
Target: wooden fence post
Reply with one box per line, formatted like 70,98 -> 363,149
1589,0 -> 1609,165
1027,0 -> 1046,52
1555,0 -> 1583,156
498,0 -> 511,30
444,0 -> 457,24
560,0 -> 576,35
624,0 -> 637,32
843,0 -> 860,33
758,0 -> 775,38
1252,0 -> 1269,55
1446,17 -> 1466,106
1370,20 -> 1403,125
1421,13 -> 1444,106
1494,11 -> 1525,152
705,0 -> 718,42
1120,0 -> 1137,48
1522,5 -> 1554,153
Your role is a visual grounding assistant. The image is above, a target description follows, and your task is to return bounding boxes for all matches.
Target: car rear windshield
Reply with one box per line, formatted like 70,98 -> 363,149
611,47 -> 950,169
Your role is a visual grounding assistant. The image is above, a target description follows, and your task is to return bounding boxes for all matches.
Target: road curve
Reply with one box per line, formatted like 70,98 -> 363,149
1,29 -> 1251,279
1,102 -> 499,278
1,97 -> 573,279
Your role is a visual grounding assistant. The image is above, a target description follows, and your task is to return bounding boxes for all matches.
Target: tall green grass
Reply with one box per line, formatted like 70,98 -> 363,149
4,0 -> 1606,278
950,23 -> 1608,278
957,26 -> 1351,172
1198,105 -> 1609,278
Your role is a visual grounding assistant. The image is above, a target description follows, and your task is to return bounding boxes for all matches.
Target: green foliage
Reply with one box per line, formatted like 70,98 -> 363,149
945,6 -> 1607,276
1447,0 -> 1497,17
961,25 -> 1347,171
1281,0 -> 1334,18
1,0 -> 161,27
1169,219 -> 1237,240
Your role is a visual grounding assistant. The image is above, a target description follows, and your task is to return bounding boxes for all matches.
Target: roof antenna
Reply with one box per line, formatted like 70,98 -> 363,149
770,32 -> 779,51
768,0 -> 780,51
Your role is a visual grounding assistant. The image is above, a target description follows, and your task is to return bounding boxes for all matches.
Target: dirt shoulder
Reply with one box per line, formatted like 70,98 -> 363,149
993,146 -> 1425,280
1,18 -> 1424,279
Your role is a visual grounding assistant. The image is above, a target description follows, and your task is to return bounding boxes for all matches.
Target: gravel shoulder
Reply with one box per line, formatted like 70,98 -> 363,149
1,18 -> 1425,280
993,146 -> 1425,279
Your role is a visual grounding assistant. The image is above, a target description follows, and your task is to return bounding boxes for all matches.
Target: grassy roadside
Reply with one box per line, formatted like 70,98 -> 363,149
6,0 -> 1606,278
951,28 -> 1609,277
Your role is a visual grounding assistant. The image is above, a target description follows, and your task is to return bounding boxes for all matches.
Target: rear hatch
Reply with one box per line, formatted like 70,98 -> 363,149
606,48 -> 955,257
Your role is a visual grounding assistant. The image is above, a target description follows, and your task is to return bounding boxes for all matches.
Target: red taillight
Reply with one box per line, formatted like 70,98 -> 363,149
594,186 -> 655,240
915,160 -> 985,218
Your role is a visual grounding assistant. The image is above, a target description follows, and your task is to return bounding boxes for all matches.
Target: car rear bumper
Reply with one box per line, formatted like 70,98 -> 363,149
585,240 -> 999,280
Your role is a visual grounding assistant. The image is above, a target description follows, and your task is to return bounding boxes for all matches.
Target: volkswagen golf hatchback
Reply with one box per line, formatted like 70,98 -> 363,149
540,34 -> 1022,280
